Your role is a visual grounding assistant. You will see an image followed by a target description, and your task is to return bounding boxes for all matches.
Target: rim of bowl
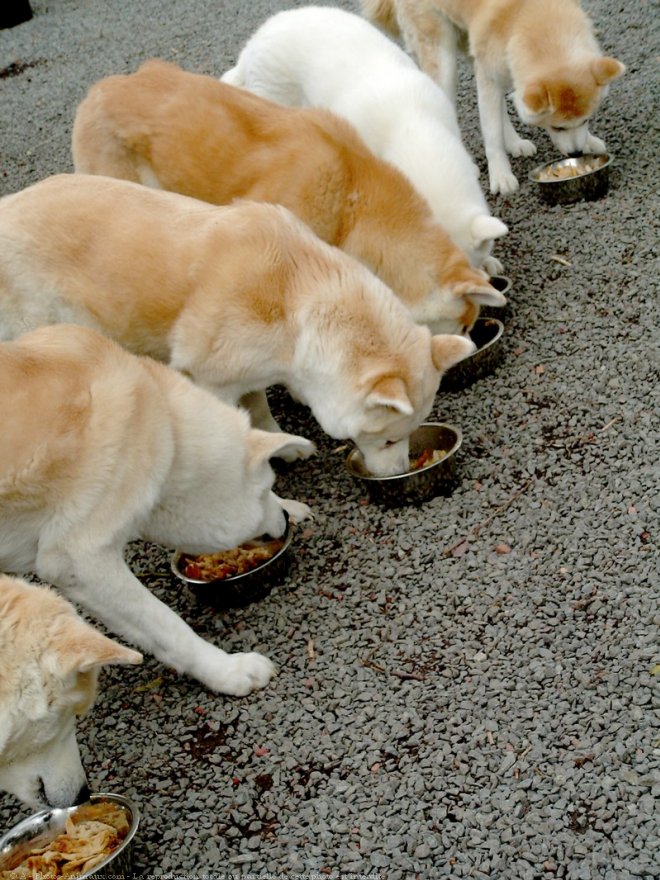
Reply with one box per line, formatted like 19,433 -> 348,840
345,422 -> 463,483
488,275 -> 512,295
171,515 -> 293,586
0,793 -> 140,874
529,152 -> 613,184
470,316 -> 504,352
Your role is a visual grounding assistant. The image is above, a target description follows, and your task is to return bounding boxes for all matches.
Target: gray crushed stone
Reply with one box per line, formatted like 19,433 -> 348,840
0,0 -> 658,877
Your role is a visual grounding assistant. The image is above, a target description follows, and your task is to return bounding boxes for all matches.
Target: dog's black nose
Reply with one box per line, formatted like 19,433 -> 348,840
73,782 -> 91,805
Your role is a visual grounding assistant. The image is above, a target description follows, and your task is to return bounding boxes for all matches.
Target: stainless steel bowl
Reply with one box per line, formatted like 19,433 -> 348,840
0,793 -> 139,879
529,153 -> 613,205
442,317 -> 504,390
345,422 -> 462,506
488,275 -> 512,296
171,515 -> 294,609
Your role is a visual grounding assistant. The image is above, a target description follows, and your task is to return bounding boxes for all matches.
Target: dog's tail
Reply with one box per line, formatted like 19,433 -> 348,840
360,0 -> 401,37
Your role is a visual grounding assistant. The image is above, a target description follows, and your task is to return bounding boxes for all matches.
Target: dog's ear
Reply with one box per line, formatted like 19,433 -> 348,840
431,335 -> 476,373
471,215 -> 509,247
591,57 -> 626,86
366,375 -> 414,415
454,278 -> 507,308
523,81 -> 550,115
55,626 -> 143,675
247,429 -> 315,467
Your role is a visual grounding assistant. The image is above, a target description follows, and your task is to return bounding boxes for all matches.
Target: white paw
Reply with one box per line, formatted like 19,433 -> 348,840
584,132 -> 607,154
281,498 -> 314,523
507,137 -> 537,158
483,255 -> 504,276
489,164 -> 519,196
217,652 -> 276,696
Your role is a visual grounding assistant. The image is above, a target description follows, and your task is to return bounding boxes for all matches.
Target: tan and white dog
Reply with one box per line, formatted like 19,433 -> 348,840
0,575 -> 142,809
362,0 -> 625,194
0,323 -> 314,697
0,174 -> 475,477
71,59 -> 505,334
222,5 -> 508,274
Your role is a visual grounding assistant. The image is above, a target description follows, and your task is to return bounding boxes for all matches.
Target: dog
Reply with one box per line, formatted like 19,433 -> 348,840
0,323 -> 315,697
0,575 -> 142,809
222,6 -> 508,275
71,59 -> 505,334
362,0 -> 625,195
0,174 -> 475,478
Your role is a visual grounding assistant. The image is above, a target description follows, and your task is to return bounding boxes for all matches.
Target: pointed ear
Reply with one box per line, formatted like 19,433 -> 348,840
454,279 -> 507,308
591,56 -> 625,86
431,335 -> 476,372
523,81 -> 550,115
366,375 -> 414,415
57,626 -> 143,675
470,215 -> 509,247
247,429 -> 315,468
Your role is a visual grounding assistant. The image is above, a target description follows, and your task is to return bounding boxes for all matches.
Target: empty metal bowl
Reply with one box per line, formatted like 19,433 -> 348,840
442,317 -> 504,390
529,153 -> 613,204
0,793 -> 139,879
488,275 -> 512,296
345,422 -> 462,506
171,515 -> 294,609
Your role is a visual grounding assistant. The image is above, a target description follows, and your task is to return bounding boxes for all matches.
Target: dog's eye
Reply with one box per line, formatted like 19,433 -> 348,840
384,440 -> 398,448
550,125 -> 569,132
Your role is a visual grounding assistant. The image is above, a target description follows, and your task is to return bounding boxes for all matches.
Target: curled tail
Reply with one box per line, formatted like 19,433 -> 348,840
360,0 -> 402,37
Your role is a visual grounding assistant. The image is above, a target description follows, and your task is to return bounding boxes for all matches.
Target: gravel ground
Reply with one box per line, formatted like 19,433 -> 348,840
1,1 -> 658,877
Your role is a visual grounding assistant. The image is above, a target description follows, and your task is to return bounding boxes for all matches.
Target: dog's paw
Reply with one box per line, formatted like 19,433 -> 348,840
483,255 -> 504,276
584,132 -> 607,154
216,652 -> 276,696
489,165 -> 519,196
281,498 -> 314,523
506,137 -> 536,158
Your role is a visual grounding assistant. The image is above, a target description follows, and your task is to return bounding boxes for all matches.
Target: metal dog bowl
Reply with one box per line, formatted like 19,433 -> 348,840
0,793 -> 139,879
442,317 -> 505,389
171,515 -> 294,609
529,153 -> 613,205
345,422 -> 462,506
488,275 -> 512,296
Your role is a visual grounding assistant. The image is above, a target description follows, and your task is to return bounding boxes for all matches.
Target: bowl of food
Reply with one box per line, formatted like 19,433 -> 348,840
171,515 -> 294,609
345,422 -> 462,506
0,793 -> 139,879
488,275 -> 512,296
442,317 -> 504,390
529,153 -> 613,205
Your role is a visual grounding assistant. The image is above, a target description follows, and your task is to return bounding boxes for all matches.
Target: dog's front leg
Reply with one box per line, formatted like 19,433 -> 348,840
502,100 -> 537,159
39,548 -> 275,696
475,65 -> 519,195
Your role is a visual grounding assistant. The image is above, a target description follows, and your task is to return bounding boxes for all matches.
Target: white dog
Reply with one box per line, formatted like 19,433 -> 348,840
0,324 -> 314,697
0,575 -> 142,809
222,5 -> 508,274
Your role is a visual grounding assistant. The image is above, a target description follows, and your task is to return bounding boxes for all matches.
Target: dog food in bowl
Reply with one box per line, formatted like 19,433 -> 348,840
0,794 -> 139,879
171,516 -> 294,608
529,153 -> 613,204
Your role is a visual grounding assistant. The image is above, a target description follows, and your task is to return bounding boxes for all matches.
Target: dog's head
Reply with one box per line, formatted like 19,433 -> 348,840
142,381 -> 314,555
294,283 -> 475,475
0,576 -> 142,809
515,57 -> 625,154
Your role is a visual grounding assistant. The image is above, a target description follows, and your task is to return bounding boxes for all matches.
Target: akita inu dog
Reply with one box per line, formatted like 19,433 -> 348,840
0,575 -> 142,808
362,0 -> 624,195
0,324 -> 313,697
0,174 -> 475,477
71,59 -> 505,334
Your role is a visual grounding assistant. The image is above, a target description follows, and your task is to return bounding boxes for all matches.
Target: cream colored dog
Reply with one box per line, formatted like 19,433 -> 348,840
0,323 -> 314,697
71,59 -> 505,335
0,174 -> 475,478
362,0 -> 625,195
0,575 -> 142,808
222,5 -> 508,274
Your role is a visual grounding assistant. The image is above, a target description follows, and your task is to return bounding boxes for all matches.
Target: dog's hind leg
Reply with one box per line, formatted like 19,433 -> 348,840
38,547 -> 275,696
397,1 -> 458,100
